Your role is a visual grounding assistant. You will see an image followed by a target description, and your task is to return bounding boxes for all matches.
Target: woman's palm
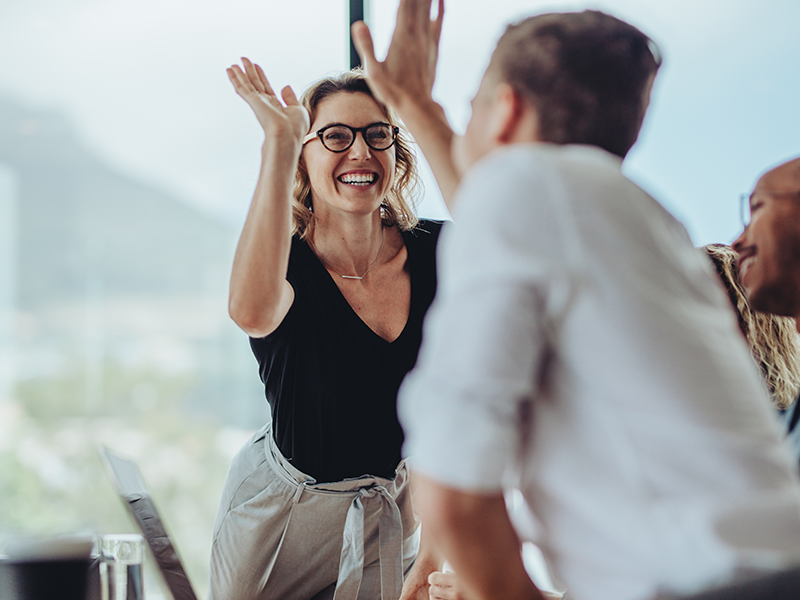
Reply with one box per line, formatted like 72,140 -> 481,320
227,57 -> 309,146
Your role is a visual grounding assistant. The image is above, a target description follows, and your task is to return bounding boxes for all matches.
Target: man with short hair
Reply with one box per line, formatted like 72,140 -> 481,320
354,3 -> 800,600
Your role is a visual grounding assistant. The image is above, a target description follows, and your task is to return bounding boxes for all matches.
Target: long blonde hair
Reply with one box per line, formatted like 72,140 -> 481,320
704,244 -> 800,409
292,69 -> 420,239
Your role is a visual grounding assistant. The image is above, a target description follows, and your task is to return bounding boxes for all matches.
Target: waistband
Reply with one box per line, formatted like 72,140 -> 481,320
259,422 -> 409,495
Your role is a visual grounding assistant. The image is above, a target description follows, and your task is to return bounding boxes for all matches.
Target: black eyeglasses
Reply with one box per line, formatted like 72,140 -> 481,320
303,122 -> 399,153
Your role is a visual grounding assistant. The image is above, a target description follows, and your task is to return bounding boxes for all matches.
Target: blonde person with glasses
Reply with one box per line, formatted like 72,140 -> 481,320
209,59 -> 445,600
704,244 -> 800,463
732,157 -> 800,469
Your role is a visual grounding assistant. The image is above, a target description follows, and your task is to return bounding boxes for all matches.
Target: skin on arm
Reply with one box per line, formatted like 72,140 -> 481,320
414,475 -> 547,600
352,0 -> 461,207
226,58 -> 310,337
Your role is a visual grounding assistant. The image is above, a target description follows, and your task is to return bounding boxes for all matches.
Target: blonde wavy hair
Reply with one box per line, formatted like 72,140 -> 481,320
704,244 -> 800,409
292,69 -> 420,239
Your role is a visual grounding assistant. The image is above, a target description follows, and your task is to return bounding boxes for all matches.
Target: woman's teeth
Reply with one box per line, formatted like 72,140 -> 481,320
339,173 -> 376,185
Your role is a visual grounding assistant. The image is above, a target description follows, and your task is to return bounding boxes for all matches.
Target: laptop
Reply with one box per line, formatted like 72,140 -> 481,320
99,446 -> 199,600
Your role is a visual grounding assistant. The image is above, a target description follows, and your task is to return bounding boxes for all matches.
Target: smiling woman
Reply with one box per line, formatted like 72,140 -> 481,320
293,81 -> 417,242
211,59 -> 444,600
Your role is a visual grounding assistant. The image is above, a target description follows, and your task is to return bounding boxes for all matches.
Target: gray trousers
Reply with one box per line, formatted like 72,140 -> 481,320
209,424 -> 419,600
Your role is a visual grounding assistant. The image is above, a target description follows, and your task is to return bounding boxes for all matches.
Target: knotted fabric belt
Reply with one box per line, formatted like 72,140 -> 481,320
332,484 -> 404,600
264,423 -> 412,600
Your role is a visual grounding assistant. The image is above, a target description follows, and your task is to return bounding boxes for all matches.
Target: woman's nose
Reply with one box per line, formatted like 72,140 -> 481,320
347,132 -> 372,159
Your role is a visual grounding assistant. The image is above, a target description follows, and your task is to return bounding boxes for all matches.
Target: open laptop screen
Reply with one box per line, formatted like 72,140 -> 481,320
99,446 -> 199,600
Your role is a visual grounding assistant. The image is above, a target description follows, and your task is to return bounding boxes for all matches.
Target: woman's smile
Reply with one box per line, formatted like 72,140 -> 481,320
337,170 -> 378,186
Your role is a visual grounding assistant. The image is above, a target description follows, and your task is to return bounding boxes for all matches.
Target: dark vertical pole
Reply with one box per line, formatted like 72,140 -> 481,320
349,0 -> 365,69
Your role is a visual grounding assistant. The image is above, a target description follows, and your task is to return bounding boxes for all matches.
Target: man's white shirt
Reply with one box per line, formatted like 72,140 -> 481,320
399,144 -> 800,600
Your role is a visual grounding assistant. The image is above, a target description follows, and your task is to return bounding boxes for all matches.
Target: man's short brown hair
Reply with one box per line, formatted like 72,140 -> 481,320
490,10 -> 661,158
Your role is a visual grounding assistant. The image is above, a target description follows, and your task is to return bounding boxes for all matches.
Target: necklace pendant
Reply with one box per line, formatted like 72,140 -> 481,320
307,226 -> 384,281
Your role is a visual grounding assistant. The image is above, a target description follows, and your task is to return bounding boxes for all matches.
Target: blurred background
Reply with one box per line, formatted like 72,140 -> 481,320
0,0 -> 798,597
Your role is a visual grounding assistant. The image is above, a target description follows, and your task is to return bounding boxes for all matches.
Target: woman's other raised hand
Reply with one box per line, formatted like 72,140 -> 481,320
227,57 -> 310,153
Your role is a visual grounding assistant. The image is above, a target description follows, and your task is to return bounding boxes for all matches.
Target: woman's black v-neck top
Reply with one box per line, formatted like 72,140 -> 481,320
249,220 -> 443,483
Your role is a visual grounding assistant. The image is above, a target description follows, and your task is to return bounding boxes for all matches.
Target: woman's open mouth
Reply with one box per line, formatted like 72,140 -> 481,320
338,172 -> 377,186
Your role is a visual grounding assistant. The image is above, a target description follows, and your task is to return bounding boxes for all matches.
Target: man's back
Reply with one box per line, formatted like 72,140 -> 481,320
401,143 -> 800,600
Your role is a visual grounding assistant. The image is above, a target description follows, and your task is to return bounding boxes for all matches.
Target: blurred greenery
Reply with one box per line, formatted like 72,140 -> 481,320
0,359 -> 258,599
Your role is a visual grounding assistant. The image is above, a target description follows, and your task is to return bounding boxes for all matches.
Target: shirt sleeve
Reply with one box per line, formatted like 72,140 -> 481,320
398,146 -> 578,491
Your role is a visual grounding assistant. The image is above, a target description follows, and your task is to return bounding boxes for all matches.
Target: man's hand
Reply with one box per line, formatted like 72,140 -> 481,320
352,0 -> 461,207
413,475 -> 547,600
400,492 -> 445,600
351,0 -> 443,112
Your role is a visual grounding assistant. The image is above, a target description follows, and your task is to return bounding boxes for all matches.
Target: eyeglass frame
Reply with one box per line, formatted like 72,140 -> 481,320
739,189 -> 800,229
302,122 -> 400,153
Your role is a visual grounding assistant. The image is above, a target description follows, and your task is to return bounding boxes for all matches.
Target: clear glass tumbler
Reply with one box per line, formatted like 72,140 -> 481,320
100,534 -> 143,600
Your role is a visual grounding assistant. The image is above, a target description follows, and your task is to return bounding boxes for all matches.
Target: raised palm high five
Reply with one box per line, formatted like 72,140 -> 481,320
227,57 -> 310,151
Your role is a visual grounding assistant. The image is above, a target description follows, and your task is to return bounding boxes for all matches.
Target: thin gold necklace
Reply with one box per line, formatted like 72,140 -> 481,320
307,227 -> 385,280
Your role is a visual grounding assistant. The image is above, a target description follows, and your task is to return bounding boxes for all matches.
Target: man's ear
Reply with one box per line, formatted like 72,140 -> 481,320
488,83 -> 536,144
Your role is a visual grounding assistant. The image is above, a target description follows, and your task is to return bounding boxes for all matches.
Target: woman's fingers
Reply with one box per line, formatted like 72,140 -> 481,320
281,86 -> 310,138
428,571 -> 460,600
280,85 -> 299,106
241,57 -> 267,94
228,60 -> 286,111
227,59 -> 307,142
428,572 -> 456,587
227,65 -> 255,96
429,584 -> 459,600
229,57 -> 276,99
254,63 -> 276,96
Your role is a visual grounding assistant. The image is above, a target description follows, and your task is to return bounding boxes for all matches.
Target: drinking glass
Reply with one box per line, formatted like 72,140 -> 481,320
100,534 -> 143,600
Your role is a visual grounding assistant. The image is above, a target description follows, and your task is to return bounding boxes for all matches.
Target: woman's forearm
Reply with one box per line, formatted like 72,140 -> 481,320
228,141 -> 299,337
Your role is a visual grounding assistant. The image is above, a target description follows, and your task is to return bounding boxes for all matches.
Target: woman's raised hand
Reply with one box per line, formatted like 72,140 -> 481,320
227,57 -> 310,150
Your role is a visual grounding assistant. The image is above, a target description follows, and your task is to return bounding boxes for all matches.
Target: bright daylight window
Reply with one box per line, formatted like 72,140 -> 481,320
0,1 -> 348,597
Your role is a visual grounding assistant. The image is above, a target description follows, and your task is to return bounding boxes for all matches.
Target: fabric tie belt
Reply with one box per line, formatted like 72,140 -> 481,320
330,484 -> 404,600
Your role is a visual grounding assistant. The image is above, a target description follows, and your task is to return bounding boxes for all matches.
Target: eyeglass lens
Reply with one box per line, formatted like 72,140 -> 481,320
321,124 -> 395,152
739,194 -> 751,228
